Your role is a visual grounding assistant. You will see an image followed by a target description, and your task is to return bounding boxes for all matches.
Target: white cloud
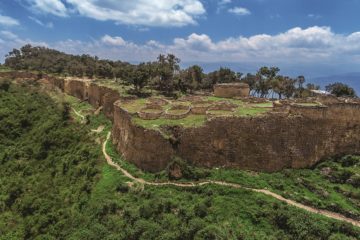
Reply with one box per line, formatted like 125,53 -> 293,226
26,0 -> 68,17
101,35 -> 127,46
0,31 -> 19,40
2,26 -> 360,76
25,0 -> 205,27
28,16 -> 54,28
0,14 -> 20,26
219,0 -> 231,5
228,7 -> 251,16
173,33 -> 214,51
308,14 -> 322,19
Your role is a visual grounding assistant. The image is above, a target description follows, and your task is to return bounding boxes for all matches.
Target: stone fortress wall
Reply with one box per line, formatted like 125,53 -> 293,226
3,71 -> 360,172
213,83 -> 250,98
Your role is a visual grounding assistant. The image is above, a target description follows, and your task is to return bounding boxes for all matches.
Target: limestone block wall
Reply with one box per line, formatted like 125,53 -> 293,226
214,83 -> 250,98
63,80 -> 120,119
176,116 -> 360,171
112,102 -> 175,172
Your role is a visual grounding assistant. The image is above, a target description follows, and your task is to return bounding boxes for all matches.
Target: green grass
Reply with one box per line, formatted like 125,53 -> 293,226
207,110 -> 234,116
121,98 -> 148,113
198,156 -> 360,220
250,102 -> 274,108
124,96 -> 271,129
133,114 -> 207,129
166,109 -> 189,114
0,66 -> 12,72
234,106 -> 270,116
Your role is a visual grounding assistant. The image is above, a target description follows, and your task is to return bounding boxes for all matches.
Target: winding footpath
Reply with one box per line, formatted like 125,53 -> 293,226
72,107 -> 85,121
103,131 -> 360,227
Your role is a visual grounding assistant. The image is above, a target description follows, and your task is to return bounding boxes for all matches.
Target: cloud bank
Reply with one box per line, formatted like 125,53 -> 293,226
25,0 -> 206,27
1,26 -> 360,75
0,14 -> 20,26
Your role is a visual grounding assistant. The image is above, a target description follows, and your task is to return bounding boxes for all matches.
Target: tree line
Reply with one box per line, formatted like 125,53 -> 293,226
3,44 -> 356,98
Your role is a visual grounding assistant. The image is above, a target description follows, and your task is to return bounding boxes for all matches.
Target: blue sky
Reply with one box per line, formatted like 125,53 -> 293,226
0,0 -> 360,77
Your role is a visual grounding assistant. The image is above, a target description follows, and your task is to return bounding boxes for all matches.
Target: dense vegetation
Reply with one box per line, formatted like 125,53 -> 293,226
0,81 -> 102,239
7,44 -> 355,98
326,82 -> 357,97
0,81 -> 359,239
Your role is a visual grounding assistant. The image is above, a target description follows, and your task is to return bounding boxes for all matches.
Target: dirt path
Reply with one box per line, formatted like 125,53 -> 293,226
91,125 -> 105,133
72,107 -> 85,121
102,131 -> 360,227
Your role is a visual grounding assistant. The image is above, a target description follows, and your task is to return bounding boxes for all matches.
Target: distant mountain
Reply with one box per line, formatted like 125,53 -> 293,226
308,72 -> 360,95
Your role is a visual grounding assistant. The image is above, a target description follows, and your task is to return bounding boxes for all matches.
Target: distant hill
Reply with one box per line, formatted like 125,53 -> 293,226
309,72 -> 360,95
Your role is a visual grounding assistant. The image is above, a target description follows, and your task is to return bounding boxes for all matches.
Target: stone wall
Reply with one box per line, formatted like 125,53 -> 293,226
63,80 -> 120,119
64,80 -> 89,100
214,83 -> 250,98
290,103 -> 360,122
112,102 -> 175,171
8,71 -> 360,173
177,116 -> 360,171
87,83 -> 120,119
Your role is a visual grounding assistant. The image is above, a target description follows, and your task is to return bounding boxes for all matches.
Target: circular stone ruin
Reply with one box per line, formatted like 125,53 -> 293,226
191,101 -> 213,115
147,97 -> 169,106
164,104 -> 191,119
206,101 -> 237,117
138,104 -> 164,120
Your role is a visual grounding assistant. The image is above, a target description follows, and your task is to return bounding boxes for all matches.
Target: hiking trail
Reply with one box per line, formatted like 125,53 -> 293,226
102,131 -> 360,227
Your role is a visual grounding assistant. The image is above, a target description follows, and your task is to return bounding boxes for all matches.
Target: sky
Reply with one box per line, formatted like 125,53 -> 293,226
0,0 -> 360,77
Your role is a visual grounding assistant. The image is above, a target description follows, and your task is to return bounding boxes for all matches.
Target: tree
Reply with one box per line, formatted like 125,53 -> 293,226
283,77 -> 296,98
297,76 -> 306,98
325,82 -> 356,97
306,83 -> 320,90
124,63 -> 150,93
179,65 -> 204,93
155,54 -> 180,95
255,67 -> 280,98
241,73 -> 257,95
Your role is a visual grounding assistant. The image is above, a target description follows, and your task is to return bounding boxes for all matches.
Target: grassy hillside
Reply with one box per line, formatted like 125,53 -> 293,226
0,81 -> 359,239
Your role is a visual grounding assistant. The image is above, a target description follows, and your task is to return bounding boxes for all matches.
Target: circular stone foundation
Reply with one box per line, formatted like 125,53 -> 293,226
164,104 -> 191,119
138,105 -> 164,120
146,97 -> 169,106
191,101 -> 213,115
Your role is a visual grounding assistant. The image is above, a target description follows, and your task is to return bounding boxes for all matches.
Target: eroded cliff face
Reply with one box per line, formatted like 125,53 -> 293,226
8,72 -> 360,173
